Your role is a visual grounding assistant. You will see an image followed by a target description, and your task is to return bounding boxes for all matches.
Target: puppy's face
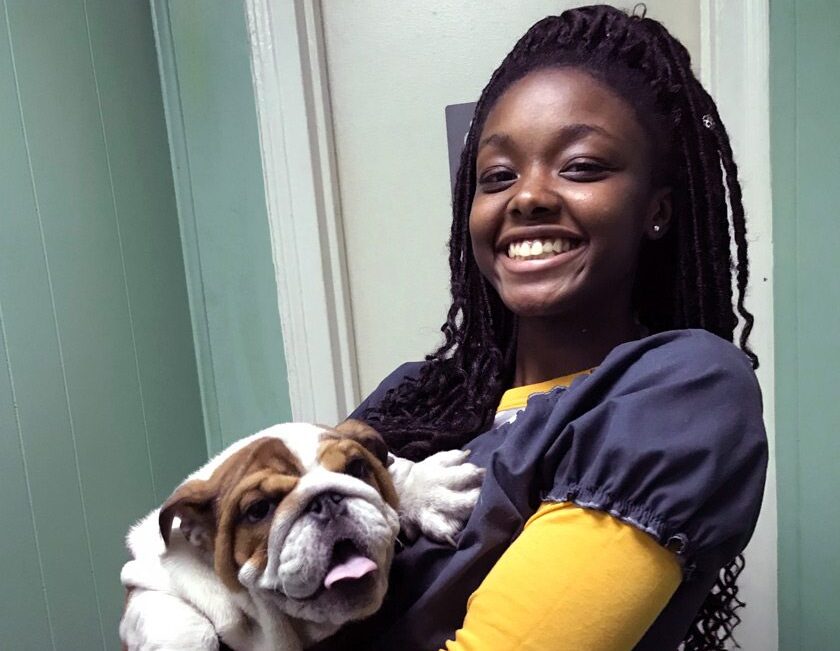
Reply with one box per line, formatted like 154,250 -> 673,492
159,420 -> 400,626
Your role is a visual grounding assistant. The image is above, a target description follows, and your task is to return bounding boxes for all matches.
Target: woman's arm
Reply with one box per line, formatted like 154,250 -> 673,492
443,502 -> 681,651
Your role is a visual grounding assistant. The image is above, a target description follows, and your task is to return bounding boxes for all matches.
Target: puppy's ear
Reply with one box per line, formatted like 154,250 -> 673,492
158,479 -> 216,549
334,419 -> 389,466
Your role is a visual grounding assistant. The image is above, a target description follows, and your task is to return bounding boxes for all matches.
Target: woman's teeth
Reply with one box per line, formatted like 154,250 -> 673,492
506,238 -> 581,260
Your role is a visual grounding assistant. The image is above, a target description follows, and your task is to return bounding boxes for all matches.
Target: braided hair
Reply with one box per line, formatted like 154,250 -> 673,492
364,5 -> 756,648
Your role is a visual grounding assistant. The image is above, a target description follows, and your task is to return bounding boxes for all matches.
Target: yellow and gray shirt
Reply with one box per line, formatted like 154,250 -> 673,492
321,330 -> 768,651
444,369 -> 680,651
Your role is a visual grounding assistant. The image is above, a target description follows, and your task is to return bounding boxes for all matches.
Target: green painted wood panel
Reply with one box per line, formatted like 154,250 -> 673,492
0,0 -> 206,647
0,3 -> 104,645
153,0 -> 292,454
771,1 -> 840,648
0,310 -> 55,650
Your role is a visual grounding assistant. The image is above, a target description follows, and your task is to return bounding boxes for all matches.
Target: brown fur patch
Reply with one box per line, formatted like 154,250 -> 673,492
159,437 -> 302,591
318,422 -> 399,511
332,419 -> 389,465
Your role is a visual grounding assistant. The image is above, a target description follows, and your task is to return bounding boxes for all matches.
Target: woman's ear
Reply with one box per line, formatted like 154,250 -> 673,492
645,187 -> 673,240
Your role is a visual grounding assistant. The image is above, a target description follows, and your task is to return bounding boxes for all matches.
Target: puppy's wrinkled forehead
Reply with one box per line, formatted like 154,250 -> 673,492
203,419 -> 389,486
209,436 -> 304,498
318,419 -> 388,465
202,420 -> 393,502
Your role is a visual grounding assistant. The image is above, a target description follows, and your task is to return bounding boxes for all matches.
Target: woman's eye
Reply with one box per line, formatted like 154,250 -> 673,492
244,499 -> 275,523
561,161 -> 610,180
478,168 -> 517,190
344,457 -> 369,479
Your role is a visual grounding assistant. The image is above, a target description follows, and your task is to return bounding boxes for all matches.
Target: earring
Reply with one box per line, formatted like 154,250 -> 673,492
653,224 -> 661,233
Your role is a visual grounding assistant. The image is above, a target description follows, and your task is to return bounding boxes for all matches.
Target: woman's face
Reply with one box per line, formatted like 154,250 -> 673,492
469,67 -> 670,321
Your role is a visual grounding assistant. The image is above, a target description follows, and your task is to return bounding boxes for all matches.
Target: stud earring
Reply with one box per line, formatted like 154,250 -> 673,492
653,224 -> 661,233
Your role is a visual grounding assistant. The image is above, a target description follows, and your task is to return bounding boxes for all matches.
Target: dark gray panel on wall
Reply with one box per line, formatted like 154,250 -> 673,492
445,101 -> 476,189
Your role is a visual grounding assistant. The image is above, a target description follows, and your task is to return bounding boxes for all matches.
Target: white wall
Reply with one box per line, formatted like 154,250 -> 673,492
319,2 -> 774,648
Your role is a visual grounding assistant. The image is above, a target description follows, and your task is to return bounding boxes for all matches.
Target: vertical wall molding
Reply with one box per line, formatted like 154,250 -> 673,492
244,0 -> 359,425
150,0 -> 222,456
769,4 -> 801,646
701,2 -> 778,649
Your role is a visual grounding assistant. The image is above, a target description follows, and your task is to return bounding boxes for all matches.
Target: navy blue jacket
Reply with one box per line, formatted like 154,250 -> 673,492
316,329 -> 768,650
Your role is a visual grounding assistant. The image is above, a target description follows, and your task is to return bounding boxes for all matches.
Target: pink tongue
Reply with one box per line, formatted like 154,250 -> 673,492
323,555 -> 378,589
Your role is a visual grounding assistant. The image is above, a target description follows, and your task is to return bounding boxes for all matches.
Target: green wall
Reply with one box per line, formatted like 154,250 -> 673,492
152,0 -> 292,455
0,0 -> 207,648
771,1 -> 840,648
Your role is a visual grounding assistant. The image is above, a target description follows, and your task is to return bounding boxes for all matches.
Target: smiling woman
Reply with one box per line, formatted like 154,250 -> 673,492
330,6 -> 767,651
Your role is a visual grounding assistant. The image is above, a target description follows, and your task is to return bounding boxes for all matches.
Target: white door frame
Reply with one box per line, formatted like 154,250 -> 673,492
243,0 -> 358,425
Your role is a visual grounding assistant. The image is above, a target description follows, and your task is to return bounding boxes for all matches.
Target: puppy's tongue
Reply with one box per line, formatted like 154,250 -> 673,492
324,555 -> 377,589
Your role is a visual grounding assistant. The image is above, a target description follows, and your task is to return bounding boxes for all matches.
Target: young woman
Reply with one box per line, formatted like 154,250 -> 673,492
318,5 -> 768,650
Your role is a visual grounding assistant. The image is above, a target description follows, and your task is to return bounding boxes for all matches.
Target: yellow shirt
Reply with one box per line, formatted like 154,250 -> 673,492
442,374 -> 681,651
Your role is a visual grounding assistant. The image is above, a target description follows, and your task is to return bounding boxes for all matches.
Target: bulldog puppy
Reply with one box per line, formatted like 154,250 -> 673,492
120,420 -> 483,651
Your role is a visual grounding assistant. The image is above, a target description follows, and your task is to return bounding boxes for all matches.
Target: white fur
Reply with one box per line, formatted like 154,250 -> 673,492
389,449 -> 484,545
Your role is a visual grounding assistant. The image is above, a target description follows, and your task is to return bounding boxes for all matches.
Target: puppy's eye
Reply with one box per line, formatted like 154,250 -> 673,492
344,457 -> 369,479
243,499 -> 275,523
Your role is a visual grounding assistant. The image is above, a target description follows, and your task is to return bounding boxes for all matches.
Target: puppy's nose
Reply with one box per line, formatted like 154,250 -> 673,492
306,491 -> 346,521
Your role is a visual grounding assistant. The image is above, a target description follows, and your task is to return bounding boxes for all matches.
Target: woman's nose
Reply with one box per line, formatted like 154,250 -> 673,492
507,171 -> 562,219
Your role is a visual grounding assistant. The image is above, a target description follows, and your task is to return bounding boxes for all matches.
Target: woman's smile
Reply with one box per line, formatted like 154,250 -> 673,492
497,232 -> 587,274
505,238 -> 583,261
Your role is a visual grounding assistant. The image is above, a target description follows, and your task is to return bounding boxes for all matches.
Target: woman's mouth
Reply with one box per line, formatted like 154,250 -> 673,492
505,237 -> 584,261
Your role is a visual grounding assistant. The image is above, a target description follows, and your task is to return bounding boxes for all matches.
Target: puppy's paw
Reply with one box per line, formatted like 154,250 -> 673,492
120,589 -> 220,651
390,449 -> 484,545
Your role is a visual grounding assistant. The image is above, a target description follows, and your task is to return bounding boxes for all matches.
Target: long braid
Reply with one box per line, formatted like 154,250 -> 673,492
708,103 -> 758,366
363,5 -> 757,647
